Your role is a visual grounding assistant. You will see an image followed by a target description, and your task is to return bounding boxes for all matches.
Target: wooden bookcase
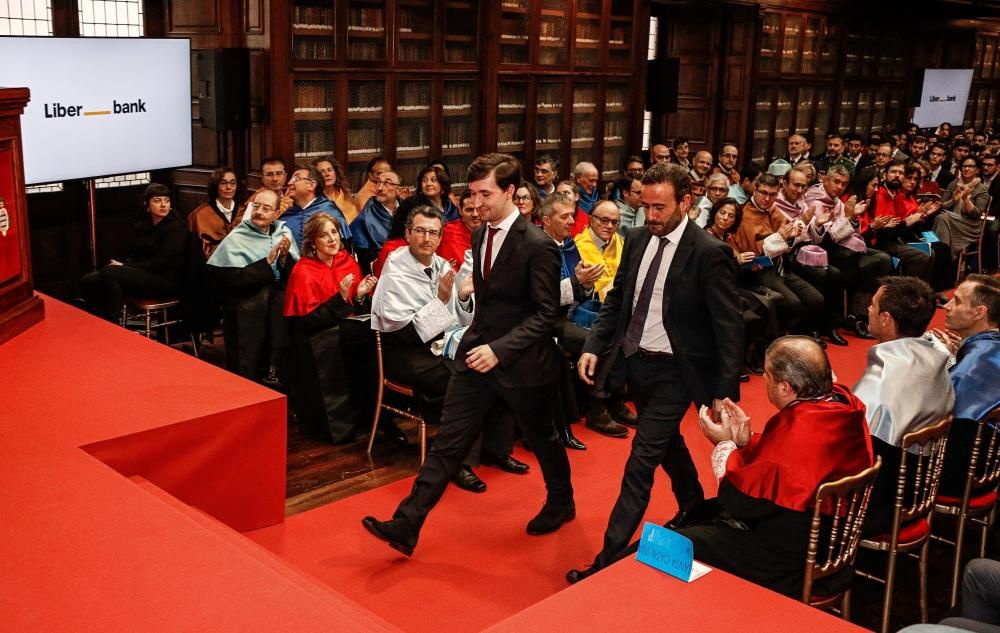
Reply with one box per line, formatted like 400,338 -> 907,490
280,0 -> 647,191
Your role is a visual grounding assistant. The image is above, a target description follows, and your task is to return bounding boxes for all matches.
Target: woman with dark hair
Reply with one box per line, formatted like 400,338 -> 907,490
313,156 -> 359,224
936,155 -> 990,259
80,183 -> 189,321
396,164 -> 458,223
207,189 -> 299,384
705,198 -> 783,375
847,167 -> 880,244
513,181 -> 542,224
284,212 -> 377,444
188,166 -> 247,258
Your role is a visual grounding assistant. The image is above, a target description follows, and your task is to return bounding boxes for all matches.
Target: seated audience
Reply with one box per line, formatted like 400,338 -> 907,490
533,154 -> 558,199
241,156 -> 292,218
650,143 -> 671,166
729,161 -> 762,205
555,178 -> 590,235
783,133 -> 812,165
614,176 -> 645,234
207,190 -> 299,384
935,275 -> 1000,498
692,172 -> 729,227
284,213 -> 377,444
397,164 -> 459,225
574,200 -> 623,301
351,169 -> 402,272
936,156 -> 990,261
282,165 -> 351,250
813,132 -> 856,177
689,150 -> 714,192
436,188 -> 481,271
669,137 -> 689,170
853,277 -> 954,535
705,198 -> 783,375
80,183 -> 188,322
313,156 -> 359,224
712,143 -> 741,186
371,206 -> 522,492
926,143 -> 956,190
188,166 -> 247,258
872,161 -> 933,281
899,558 -> 1000,633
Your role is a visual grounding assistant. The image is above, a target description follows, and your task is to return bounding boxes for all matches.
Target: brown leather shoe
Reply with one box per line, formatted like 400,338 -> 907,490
585,411 -> 629,438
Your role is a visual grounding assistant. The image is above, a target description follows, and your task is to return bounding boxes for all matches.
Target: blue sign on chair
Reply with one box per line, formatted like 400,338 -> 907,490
636,522 -> 697,582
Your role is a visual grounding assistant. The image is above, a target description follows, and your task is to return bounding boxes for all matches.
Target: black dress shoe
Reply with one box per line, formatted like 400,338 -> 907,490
850,318 -> 875,340
452,465 -> 487,492
566,566 -> 598,584
739,373 -> 750,383
745,359 -> 764,375
560,426 -> 587,451
608,400 -> 638,428
810,332 -> 828,349
824,329 -> 849,346
585,411 -> 629,438
482,452 -> 530,474
361,516 -> 417,557
526,499 -> 575,535
377,417 -> 409,446
665,509 -> 692,530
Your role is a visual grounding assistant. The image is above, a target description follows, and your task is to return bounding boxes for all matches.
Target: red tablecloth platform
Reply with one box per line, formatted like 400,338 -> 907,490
1,298 -> 399,633
484,556 -> 868,632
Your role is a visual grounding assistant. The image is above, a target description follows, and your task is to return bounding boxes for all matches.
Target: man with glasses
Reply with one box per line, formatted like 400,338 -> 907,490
241,156 -> 293,220
615,176 -> 645,234
624,156 -> 645,180
873,143 -> 895,175
281,165 -> 351,251
352,170 -> 402,272
732,173 -> 825,341
692,173 -> 730,228
651,144 -> 672,166
713,144 -> 741,186
534,155 -> 559,199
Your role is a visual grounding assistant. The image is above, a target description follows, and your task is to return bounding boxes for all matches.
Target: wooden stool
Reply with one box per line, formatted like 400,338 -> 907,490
120,297 -> 198,357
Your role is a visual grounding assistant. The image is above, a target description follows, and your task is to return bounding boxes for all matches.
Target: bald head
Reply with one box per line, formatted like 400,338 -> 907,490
574,162 -> 599,194
693,151 -> 713,177
652,144 -> 671,164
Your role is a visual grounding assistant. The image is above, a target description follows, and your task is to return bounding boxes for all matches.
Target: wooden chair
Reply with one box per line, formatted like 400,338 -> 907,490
933,407 -> 1000,607
120,297 -> 198,357
802,457 -> 882,620
366,330 -> 427,465
856,417 -> 952,633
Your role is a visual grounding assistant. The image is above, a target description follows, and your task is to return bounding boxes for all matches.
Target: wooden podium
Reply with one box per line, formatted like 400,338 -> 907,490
0,87 -> 43,344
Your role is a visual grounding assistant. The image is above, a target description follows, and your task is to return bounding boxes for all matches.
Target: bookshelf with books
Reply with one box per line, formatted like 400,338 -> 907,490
346,79 -> 387,189
442,80 -> 477,189
602,83 -> 630,180
395,80 -> 433,184
498,81 -> 529,163
347,0 -> 387,62
570,83 -> 597,168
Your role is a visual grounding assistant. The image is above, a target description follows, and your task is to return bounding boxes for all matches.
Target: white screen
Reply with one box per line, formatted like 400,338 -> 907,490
0,37 -> 192,184
912,69 -> 974,129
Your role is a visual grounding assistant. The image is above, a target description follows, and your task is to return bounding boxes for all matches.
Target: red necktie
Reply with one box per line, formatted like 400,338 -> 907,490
483,226 -> 500,278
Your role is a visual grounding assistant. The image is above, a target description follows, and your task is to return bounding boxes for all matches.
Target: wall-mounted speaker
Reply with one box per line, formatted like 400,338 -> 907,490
646,57 -> 680,114
196,48 -> 250,131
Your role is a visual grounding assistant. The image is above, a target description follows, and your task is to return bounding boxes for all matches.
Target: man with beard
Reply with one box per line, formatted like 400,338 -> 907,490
909,135 -> 929,162
814,132 -> 856,177
566,162 -> 743,583
872,160 -> 933,280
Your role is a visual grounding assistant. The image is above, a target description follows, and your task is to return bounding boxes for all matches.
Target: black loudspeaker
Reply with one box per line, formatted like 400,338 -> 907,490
196,48 -> 250,131
646,57 -> 680,114
909,68 -> 926,108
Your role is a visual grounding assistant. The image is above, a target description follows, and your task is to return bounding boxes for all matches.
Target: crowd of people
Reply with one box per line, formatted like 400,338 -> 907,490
77,123 -> 1000,626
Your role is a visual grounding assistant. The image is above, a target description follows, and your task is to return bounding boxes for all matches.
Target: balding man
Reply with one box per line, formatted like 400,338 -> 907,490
651,144 -> 671,166
713,144 -> 741,186
573,161 -> 601,214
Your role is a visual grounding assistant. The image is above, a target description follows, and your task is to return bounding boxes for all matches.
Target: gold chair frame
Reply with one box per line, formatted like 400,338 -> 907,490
366,330 -> 427,465
856,417 -> 952,633
955,205 -> 990,286
120,297 -> 198,357
933,407 -> 1000,607
802,457 -> 882,620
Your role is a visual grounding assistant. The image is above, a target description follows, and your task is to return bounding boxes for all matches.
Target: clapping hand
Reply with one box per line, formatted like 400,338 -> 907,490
812,206 -> 832,226
267,236 -> 290,264
575,260 -> 604,289
736,251 -> 755,265
438,269 -> 455,304
458,272 -> 474,302
930,327 -> 962,356
698,398 -> 750,447
339,273 -> 356,301
356,274 -> 377,300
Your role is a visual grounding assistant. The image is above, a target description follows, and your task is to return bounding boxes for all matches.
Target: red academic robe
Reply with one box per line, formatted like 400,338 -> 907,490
437,219 -> 472,271
284,251 -> 361,317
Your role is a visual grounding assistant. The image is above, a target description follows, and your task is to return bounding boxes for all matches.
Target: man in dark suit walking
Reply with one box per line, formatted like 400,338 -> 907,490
567,162 -> 743,582
362,153 -> 574,556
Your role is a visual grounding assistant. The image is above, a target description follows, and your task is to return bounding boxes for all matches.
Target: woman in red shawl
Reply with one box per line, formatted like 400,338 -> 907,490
285,212 -> 377,444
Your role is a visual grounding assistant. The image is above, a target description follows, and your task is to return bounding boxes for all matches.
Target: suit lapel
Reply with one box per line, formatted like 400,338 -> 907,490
488,214 -> 524,277
471,224 -> 486,285
663,221 -> 696,315
625,229 -> 652,310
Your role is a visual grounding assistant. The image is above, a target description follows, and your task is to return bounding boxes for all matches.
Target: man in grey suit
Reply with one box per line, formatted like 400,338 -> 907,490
568,162 -> 744,582
362,153 -> 574,557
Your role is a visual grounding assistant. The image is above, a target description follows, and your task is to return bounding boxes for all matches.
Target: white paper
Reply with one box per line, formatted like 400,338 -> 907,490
687,560 -> 712,582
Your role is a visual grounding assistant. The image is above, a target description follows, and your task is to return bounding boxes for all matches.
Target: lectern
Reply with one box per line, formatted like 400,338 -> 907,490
0,87 -> 43,344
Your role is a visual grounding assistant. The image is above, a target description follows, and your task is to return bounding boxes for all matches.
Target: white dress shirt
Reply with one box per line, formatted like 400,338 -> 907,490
631,215 -> 689,353
479,206 -> 519,272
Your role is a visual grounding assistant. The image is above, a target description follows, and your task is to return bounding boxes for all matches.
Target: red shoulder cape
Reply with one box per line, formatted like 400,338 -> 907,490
283,251 -> 361,317
724,384 -> 874,512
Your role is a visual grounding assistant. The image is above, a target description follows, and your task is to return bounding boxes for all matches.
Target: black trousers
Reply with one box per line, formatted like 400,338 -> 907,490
592,354 -> 702,569
80,264 -> 177,322
756,268 -> 823,332
393,370 -> 573,532
880,241 -> 932,280
790,260 -> 844,329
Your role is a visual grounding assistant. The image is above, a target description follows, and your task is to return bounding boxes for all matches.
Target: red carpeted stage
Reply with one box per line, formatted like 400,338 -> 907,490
4,297 -> 936,631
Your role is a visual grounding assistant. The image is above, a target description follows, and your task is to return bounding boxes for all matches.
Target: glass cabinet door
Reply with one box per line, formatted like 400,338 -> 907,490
570,82 -> 598,169
759,13 -> 780,75
780,15 -> 801,74
775,87 -> 794,149
397,0 -> 433,63
347,0 -> 386,62
535,81 -> 565,160
752,86 -> 776,162
574,0 -> 601,67
500,3 -> 531,65
442,80 -> 477,190
538,0 -> 569,66
602,83 -> 629,180
395,80 -> 432,186
608,0 -> 634,67
795,86 -> 814,137
801,16 -> 820,74
444,1 -> 478,64
292,1 -> 335,61
498,82 -> 528,161
346,80 -> 386,189
293,80 -> 336,162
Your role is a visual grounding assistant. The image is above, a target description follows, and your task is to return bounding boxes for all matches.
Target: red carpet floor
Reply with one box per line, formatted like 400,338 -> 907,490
247,318 -> 940,633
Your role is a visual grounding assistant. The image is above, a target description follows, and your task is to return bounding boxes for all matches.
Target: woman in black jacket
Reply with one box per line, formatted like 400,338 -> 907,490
80,183 -> 188,321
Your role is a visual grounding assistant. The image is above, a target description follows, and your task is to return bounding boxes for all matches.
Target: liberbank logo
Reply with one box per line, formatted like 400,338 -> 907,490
44,98 -> 148,118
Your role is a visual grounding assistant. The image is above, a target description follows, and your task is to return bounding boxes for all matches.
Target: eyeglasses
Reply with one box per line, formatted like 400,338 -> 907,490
707,186 -> 728,193
755,187 -> 779,198
513,195 -> 532,203
961,164 -> 978,170
592,215 -> 621,227
375,179 -> 400,187
407,227 -> 441,238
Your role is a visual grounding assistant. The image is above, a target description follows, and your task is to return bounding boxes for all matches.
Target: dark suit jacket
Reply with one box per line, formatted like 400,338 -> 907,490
456,213 -> 562,387
582,220 -> 744,406
935,162 -> 957,189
